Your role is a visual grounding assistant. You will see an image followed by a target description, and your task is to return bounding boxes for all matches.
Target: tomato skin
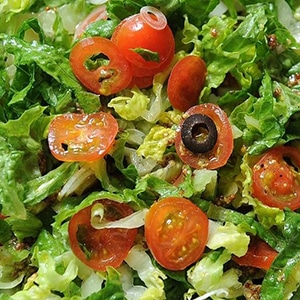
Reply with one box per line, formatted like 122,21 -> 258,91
145,197 -> 208,270
233,238 -> 277,270
74,5 -> 108,40
48,112 -> 118,162
127,74 -> 154,89
167,55 -> 207,112
69,37 -> 132,95
175,103 -> 233,170
252,146 -> 300,210
68,199 -> 137,271
111,12 -> 175,77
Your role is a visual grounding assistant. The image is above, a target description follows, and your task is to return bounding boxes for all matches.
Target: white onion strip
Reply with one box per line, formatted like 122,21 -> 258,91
140,6 -> 167,30
91,208 -> 149,229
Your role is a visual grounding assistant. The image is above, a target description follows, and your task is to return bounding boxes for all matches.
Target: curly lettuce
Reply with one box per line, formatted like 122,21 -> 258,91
186,249 -> 243,300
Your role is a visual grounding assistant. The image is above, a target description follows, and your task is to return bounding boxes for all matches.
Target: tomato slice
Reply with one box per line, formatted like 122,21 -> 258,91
111,6 -> 175,77
145,197 -> 208,270
167,55 -> 207,112
68,199 -> 137,271
69,37 -> 132,95
252,145 -> 300,210
232,238 -> 278,270
74,5 -> 108,40
175,103 -> 233,169
48,112 -> 118,162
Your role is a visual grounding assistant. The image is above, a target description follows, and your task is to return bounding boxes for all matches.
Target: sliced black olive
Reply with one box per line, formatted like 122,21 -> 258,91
181,113 -> 218,153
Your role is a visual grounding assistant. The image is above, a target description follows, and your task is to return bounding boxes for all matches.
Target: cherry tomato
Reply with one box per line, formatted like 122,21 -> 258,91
111,6 -> 175,77
69,37 -> 132,95
74,5 -> 108,40
68,199 -> 137,271
48,112 -> 118,162
232,238 -> 278,270
167,55 -> 207,112
252,145 -> 300,210
127,74 -> 154,89
144,197 -> 208,270
175,103 -> 233,170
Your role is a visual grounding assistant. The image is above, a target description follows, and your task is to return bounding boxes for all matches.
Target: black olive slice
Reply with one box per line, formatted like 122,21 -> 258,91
181,113 -> 218,153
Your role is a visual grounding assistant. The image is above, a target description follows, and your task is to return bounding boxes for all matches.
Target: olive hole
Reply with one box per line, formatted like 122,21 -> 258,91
191,123 -> 209,144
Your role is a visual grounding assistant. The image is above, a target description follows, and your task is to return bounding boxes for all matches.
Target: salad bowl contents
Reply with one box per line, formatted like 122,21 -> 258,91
1,0 -> 300,299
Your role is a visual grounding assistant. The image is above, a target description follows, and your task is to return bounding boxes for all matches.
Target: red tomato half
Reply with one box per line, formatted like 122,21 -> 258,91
69,37 -> 132,95
68,199 -> 137,271
233,238 -> 278,270
48,112 -> 118,162
167,55 -> 207,112
111,6 -> 175,77
145,197 -> 208,270
252,146 -> 300,210
175,103 -> 233,169
74,5 -> 108,40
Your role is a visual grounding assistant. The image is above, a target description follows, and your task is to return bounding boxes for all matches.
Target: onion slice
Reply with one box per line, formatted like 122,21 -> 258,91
91,207 -> 149,229
140,6 -> 167,30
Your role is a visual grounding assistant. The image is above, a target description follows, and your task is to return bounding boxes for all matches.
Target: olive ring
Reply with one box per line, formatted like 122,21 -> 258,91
181,113 -> 218,153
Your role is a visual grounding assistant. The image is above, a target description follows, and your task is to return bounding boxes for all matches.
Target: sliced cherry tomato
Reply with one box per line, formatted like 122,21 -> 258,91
68,199 -> 137,271
111,6 -> 175,77
175,103 -> 233,170
69,37 -> 132,95
233,238 -> 278,270
167,55 -> 207,112
252,145 -> 300,210
48,112 -> 118,162
144,197 -> 208,270
74,5 -> 108,40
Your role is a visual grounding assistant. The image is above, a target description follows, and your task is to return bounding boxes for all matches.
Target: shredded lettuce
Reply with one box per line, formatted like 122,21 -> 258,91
187,249 -> 243,300
108,88 -> 150,121
2,0 -> 300,299
207,220 -> 250,257
91,206 -> 148,229
137,125 -> 176,161
125,245 -> 167,300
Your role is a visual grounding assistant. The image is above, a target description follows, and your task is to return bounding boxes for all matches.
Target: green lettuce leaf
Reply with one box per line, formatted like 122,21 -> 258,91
85,268 -> 126,300
137,125 -> 176,161
205,202 -> 286,252
6,212 -> 42,241
207,221 -> 250,257
0,243 -> 30,291
230,72 -> 300,155
11,249 -> 79,300
187,249 -> 243,299
0,106 -> 46,218
261,232 -> 300,300
23,162 -> 78,207
108,88 -> 150,121
1,35 -> 100,115
0,0 -> 35,15
125,245 -> 167,300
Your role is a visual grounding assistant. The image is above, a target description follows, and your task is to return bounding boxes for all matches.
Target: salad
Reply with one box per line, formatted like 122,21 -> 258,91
1,0 -> 300,299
